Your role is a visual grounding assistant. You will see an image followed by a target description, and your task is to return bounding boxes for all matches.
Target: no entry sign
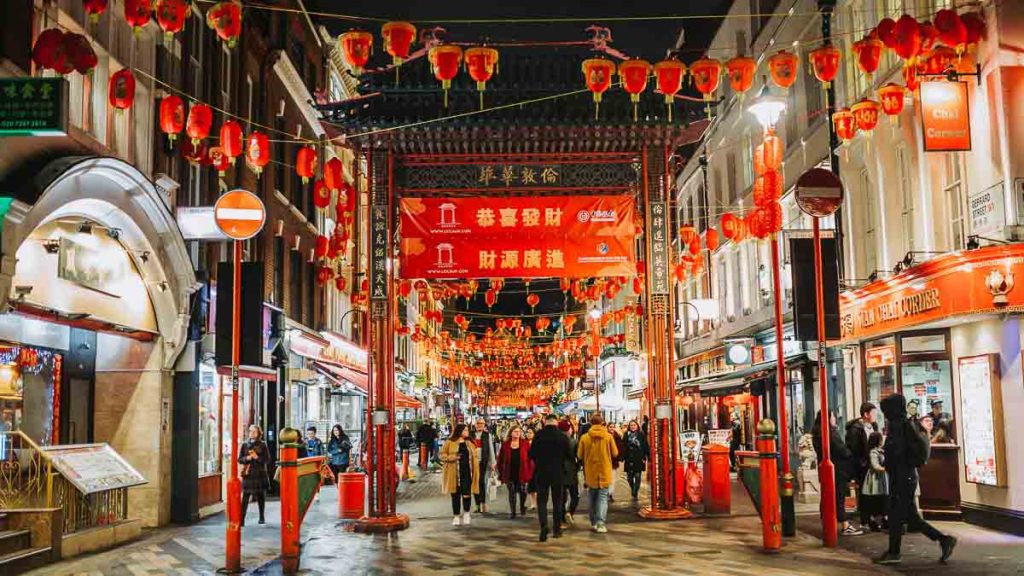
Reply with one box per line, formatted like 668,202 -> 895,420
214,189 -> 266,240
795,168 -> 844,218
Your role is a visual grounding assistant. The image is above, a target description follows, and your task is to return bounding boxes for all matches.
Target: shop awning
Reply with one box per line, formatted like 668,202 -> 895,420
678,353 -> 808,397
627,386 -> 646,400
216,364 -> 278,381
313,360 -> 368,393
396,392 -> 421,409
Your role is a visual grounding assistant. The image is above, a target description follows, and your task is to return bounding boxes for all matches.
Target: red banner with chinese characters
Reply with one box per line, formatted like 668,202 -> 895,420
400,195 -> 636,278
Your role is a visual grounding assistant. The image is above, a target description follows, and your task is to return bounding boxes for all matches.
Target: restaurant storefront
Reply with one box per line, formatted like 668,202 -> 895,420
841,244 -> 1024,530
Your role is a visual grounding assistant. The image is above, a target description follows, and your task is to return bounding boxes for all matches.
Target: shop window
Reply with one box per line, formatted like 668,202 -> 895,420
864,337 -> 898,426
197,365 -> 220,475
897,146 -> 914,254
901,333 -> 945,353
0,345 -> 63,447
901,360 -> 955,444
860,169 -> 877,274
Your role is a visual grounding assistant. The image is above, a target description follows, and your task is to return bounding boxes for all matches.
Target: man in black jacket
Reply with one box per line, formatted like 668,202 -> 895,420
472,418 -> 496,513
876,394 -> 956,566
846,402 -> 878,529
529,413 -> 571,541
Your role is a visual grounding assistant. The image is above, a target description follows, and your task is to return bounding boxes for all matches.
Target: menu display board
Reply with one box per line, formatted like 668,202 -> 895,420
707,428 -> 731,447
679,430 -> 702,462
42,443 -> 147,495
957,355 -> 1006,486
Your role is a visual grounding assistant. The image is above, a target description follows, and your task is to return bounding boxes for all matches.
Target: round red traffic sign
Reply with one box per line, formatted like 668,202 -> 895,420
214,189 -> 266,240
795,168 -> 844,218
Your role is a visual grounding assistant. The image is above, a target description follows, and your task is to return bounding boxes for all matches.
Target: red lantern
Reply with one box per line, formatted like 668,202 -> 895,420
902,63 -> 920,92
209,147 -> 230,175
653,59 -> 686,121
765,201 -> 784,233
721,213 -> 743,241
961,12 -> 986,49
876,18 -> 898,49
181,140 -> 209,166
124,0 -> 152,33
159,95 -> 185,142
688,237 -> 700,256
429,45 -> 462,108
725,56 -> 756,97
919,21 -> 939,53
679,225 -> 698,245
877,83 -> 906,119
295,146 -> 318,184
339,30 -> 373,74
464,47 -> 499,110
32,29 -> 65,71
767,50 -> 799,90
207,1 -> 242,48
314,235 -> 329,259
485,289 -> 497,309
324,157 -> 344,190
526,293 -> 540,311
934,9 -> 967,53
582,58 -> 616,118
923,45 -> 956,75
761,133 -> 783,171
185,103 -> 212,146
893,15 -> 922,61
853,37 -> 884,77
398,280 -> 412,299
833,107 -> 858,142
246,131 -> 270,176
66,33 -> 97,74
381,21 -> 416,65
156,0 -> 188,41
705,229 -> 720,252
219,120 -> 243,164
618,59 -> 651,122
754,170 -> 782,206
83,0 -> 108,23
339,182 -> 356,212
689,57 -> 722,101
312,180 -> 331,210
851,98 -> 880,133
754,144 -> 767,176
809,44 -> 841,87
335,276 -> 347,292
108,69 -> 135,110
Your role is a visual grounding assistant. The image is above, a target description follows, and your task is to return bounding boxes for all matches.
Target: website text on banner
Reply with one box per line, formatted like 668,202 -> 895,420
399,195 -> 636,279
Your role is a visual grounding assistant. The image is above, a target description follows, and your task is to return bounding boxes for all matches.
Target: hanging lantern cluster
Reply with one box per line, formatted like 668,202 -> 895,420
207,1 -> 243,48
32,29 -> 97,75
155,0 -> 188,41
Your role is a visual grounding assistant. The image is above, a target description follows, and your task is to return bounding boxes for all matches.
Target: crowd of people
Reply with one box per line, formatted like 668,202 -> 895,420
812,395 -> 957,566
438,413 -> 649,540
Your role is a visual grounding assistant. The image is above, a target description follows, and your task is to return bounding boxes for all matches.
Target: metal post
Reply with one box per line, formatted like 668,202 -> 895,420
820,0 -> 845,279
813,218 -> 837,547
224,240 -> 242,573
757,419 -> 781,552
770,237 -> 796,536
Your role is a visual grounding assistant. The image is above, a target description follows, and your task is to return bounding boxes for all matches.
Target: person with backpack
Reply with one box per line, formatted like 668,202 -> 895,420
875,394 -> 957,566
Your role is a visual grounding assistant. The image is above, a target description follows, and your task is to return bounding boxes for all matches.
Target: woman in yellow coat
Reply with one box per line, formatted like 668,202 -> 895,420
440,423 -> 479,526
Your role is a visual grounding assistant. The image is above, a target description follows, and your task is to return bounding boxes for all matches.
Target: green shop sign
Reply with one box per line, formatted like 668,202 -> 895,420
0,78 -> 68,137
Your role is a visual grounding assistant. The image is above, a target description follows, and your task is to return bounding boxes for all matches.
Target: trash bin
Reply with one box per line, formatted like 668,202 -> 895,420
337,472 -> 366,519
702,444 -> 731,514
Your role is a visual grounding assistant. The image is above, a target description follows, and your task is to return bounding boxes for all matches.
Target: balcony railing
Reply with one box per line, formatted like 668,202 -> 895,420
0,431 -> 129,534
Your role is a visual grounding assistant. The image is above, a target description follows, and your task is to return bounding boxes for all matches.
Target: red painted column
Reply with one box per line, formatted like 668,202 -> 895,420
279,434 -> 300,573
757,419 -> 781,552
225,240 -> 242,572
813,218 -> 837,547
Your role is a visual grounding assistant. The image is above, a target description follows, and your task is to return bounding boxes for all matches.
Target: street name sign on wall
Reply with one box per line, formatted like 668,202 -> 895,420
0,78 -> 68,136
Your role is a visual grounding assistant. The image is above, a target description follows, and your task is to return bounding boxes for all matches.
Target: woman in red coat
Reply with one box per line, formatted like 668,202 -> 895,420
497,425 -> 534,519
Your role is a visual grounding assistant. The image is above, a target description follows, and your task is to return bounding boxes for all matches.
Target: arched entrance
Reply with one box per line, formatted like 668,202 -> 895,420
0,156 -> 197,526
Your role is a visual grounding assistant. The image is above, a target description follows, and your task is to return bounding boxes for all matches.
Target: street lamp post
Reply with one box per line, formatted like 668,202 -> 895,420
588,308 -> 602,415
747,82 -> 796,537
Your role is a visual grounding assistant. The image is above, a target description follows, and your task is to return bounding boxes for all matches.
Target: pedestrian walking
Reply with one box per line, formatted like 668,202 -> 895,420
305,426 -> 324,457
813,410 -> 863,536
327,424 -> 352,476
417,420 -> 438,466
440,423 -> 479,527
239,424 -> 270,526
472,418 -> 497,513
524,427 -> 538,511
497,425 -> 533,519
846,402 -> 879,530
529,414 -> 570,541
398,424 -> 415,454
875,394 -> 957,565
729,417 -> 743,471
862,432 -> 889,531
622,419 -> 649,501
577,413 -> 618,533
558,419 -> 581,527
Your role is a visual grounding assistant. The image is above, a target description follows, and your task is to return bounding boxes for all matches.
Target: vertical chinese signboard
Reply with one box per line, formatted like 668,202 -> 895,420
648,201 -> 669,294
0,78 -> 68,136
370,205 -> 388,300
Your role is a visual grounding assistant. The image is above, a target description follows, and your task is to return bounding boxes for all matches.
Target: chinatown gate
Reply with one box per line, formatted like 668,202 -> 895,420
320,53 -> 709,531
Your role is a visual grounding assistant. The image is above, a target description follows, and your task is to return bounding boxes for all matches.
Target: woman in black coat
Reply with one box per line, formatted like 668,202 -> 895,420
239,424 -> 271,526
622,419 -> 650,501
812,411 -> 862,536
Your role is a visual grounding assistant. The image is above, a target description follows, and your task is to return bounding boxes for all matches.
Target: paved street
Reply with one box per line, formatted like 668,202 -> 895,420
31,473 -> 899,576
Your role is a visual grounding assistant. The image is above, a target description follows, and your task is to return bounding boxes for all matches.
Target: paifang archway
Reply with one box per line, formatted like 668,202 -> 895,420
321,56 -> 710,529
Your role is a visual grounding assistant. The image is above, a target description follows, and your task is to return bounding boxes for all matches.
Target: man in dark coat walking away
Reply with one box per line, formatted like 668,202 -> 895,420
875,394 -> 957,566
529,413 -> 571,541
846,402 -> 879,530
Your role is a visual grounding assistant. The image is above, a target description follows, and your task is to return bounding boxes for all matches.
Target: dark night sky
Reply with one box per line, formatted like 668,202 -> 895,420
306,0 -> 731,63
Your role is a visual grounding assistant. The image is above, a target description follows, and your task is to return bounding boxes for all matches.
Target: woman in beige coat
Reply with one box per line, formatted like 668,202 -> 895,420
440,423 -> 479,526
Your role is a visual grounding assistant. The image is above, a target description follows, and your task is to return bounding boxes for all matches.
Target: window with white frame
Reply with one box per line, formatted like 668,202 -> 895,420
220,43 -> 232,109
897,145 -> 913,254
944,154 -> 966,250
740,132 -> 753,193
860,169 -> 877,275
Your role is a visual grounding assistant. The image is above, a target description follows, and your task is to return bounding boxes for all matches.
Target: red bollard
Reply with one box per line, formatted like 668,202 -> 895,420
279,434 -> 300,574
757,419 -> 782,552
418,444 -> 428,470
338,472 -> 366,519
701,444 -> 731,514
402,450 -> 410,480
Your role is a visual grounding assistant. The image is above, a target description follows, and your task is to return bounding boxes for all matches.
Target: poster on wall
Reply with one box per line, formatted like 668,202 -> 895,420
679,430 -> 702,462
43,443 -> 147,494
957,354 -> 1006,486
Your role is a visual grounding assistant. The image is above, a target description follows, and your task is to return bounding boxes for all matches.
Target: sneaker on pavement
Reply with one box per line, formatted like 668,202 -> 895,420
874,553 -> 902,565
595,523 -> 608,534
841,525 -> 864,536
564,513 -> 575,527
452,515 -> 462,527
940,536 -> 957,563
462,512 -> 472,526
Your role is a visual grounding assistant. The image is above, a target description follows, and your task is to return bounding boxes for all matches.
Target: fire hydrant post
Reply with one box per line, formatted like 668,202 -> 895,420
757,419 -> 782,552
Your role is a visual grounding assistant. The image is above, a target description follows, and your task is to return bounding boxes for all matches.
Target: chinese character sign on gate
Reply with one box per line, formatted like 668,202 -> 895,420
649,202 -> 670,295
370,205 -> 388,300
399,195 -> 636,278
